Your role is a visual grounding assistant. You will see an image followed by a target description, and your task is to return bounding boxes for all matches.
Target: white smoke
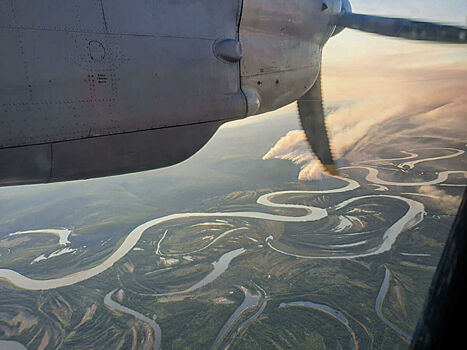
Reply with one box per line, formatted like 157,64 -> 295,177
418,185 -> 462,215
263,129 -> 327,180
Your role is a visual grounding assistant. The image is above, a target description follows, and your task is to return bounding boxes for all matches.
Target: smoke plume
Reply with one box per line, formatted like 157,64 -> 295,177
418,185 -> 462,215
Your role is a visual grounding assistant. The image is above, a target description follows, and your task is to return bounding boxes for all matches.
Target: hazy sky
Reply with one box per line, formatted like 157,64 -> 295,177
350,0 -> 467,23
324,0 -> 467,102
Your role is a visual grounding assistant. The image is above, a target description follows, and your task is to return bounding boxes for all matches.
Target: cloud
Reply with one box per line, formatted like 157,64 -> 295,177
418,185 -> 462,215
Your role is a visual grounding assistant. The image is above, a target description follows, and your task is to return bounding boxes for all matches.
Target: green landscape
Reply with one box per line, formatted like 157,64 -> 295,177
0,109 -> 465,349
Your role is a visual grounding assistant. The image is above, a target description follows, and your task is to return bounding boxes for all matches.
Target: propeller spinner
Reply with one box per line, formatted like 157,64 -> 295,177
300,0 -> 467,176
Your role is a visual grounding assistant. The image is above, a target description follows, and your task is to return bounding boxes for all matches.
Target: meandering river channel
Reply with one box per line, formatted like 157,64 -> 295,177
375,268 -> 412,342
104,289 -> 161,350
280,301 -> 358,350
0,147 -> 464,291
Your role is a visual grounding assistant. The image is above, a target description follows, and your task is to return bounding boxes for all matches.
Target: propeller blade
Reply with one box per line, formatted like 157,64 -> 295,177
298,71 -> 337,176
334,13 -> 467,44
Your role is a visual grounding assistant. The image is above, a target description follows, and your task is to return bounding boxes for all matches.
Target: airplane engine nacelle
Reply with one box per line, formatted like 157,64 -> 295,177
239,0 -> 342,115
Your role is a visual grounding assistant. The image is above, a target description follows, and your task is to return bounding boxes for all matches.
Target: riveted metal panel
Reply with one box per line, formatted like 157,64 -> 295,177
0,0 -> 15,27
9,0 -> 106,33
242,67 -> 319,114
0,0 -> 245,149
20,31 -> 93,103
0,32 -> 245,148
101,0 -> 241,39
0,29 -> 30,105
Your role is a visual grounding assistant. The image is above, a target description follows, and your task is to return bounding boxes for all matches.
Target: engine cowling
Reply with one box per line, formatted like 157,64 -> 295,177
239,0 -> 343,115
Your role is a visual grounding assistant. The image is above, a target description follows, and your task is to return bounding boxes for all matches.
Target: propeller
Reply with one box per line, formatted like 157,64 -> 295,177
298,1 -> 467,176
298,70 -> 338,176
333,13 -> 467,44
